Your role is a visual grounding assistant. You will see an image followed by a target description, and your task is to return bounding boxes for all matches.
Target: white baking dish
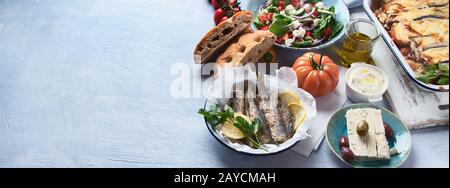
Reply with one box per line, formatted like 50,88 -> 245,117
362,0 -> 449,92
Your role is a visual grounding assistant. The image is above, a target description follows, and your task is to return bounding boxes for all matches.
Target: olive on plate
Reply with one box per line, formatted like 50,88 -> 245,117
357,120 -> 369,136
339,135 -> 349,148
341,147 -> 355,162
384,123 -> 394,140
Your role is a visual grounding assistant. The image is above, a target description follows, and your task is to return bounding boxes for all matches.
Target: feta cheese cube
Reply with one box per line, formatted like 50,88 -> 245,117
285,38 -> 295,47
315,2 -> 324,9
291,20 -> 301,30
293,28 -> 306,38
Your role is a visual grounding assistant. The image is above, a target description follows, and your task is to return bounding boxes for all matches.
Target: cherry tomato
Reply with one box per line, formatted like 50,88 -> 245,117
260,25 -> 270,31
341,147 -> 355,162
214,8 -> 225,25
339,135 -> 349,148
384,123 -> 394,140
212,0 -> 220,9
281,33 -> 289,41
306,31 -> 312,37
278,6 -> 284,11
267,13 -> 274,21
259,14 -> 268,24
278,1 -> 285,7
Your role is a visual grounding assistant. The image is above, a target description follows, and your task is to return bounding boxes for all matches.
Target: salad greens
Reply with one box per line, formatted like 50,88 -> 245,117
254,0 -> 343,48
416,63 -> 449,85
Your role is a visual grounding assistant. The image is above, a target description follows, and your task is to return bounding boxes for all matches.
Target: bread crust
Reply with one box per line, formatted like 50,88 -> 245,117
194,11 -> 253,64
216,31 -> 276,67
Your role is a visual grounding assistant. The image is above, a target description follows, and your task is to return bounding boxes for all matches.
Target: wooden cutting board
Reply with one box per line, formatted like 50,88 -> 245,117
354,10 -> 449,129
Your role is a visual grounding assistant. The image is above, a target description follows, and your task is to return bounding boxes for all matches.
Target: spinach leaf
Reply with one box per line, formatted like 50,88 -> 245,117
330,21 -> 343,38
269,19 -> 290,37
312,15 -> 331,39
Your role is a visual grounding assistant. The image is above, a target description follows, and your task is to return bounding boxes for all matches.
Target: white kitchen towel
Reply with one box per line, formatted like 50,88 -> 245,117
291,67 -> 348,157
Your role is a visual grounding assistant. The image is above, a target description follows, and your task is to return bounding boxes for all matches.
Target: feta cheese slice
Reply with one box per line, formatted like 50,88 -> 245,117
346,108 -> 391,162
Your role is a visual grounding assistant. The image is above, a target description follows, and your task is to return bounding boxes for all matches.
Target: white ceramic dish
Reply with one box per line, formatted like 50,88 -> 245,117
362,0 -> 449,92
345,63 -> 389,103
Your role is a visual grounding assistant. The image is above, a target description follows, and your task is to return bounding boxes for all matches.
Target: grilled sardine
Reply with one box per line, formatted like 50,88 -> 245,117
256,74 -> 289,143
246,88 -> 274,144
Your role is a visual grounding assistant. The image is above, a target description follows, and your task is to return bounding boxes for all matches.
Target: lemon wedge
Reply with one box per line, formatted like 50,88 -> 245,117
279,91 -> 300,106
287,103 -> 308,131
221,113 -> 250,140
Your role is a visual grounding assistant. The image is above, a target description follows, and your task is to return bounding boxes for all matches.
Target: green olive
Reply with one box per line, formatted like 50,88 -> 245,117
357,120 -> 369,136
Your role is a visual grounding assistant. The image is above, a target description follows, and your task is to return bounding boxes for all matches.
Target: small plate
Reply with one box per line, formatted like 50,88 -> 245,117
326,103 -> 412,168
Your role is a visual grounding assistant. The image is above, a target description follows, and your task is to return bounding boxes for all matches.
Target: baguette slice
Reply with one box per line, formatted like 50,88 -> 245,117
216,31 -> 276,67
194,11 -> 253,64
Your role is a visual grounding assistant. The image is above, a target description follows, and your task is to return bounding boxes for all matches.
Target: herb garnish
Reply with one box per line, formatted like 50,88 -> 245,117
198,105 -> 266,150
198,104 -> 234,128
416,63 -> 449,85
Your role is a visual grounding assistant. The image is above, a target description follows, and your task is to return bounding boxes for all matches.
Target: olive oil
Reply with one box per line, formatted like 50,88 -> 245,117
338,32 -> 374,67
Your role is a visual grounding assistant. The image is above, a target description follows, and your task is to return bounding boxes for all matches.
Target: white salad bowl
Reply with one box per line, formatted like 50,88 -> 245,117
246,0 -> 350,51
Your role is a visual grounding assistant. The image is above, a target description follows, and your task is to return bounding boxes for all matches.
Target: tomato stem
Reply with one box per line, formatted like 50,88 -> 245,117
309,53 -> 324,70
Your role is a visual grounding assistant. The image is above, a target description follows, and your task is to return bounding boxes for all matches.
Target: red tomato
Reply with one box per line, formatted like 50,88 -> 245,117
212,0 -> 220,9
278,6 -> 284,11
214,8 -> 225,25
259,14 -> 268,23
267,13 -> 273,21
281,33 -> 289,41
278,1 -> 285,7
260,26 -> 270,31
306,31 -> 312,37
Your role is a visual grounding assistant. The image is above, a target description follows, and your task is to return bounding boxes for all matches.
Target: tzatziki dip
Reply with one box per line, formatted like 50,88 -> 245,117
347,64 -> 387,95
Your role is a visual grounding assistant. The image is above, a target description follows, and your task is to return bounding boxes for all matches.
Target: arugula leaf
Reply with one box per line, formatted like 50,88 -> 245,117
437,77 -> 449,85
439,63 -> 449,73
269,19 -> 290,37
416,63 -> 450,85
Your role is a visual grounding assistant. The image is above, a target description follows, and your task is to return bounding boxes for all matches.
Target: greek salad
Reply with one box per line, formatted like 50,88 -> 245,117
254,0 -> 344,48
